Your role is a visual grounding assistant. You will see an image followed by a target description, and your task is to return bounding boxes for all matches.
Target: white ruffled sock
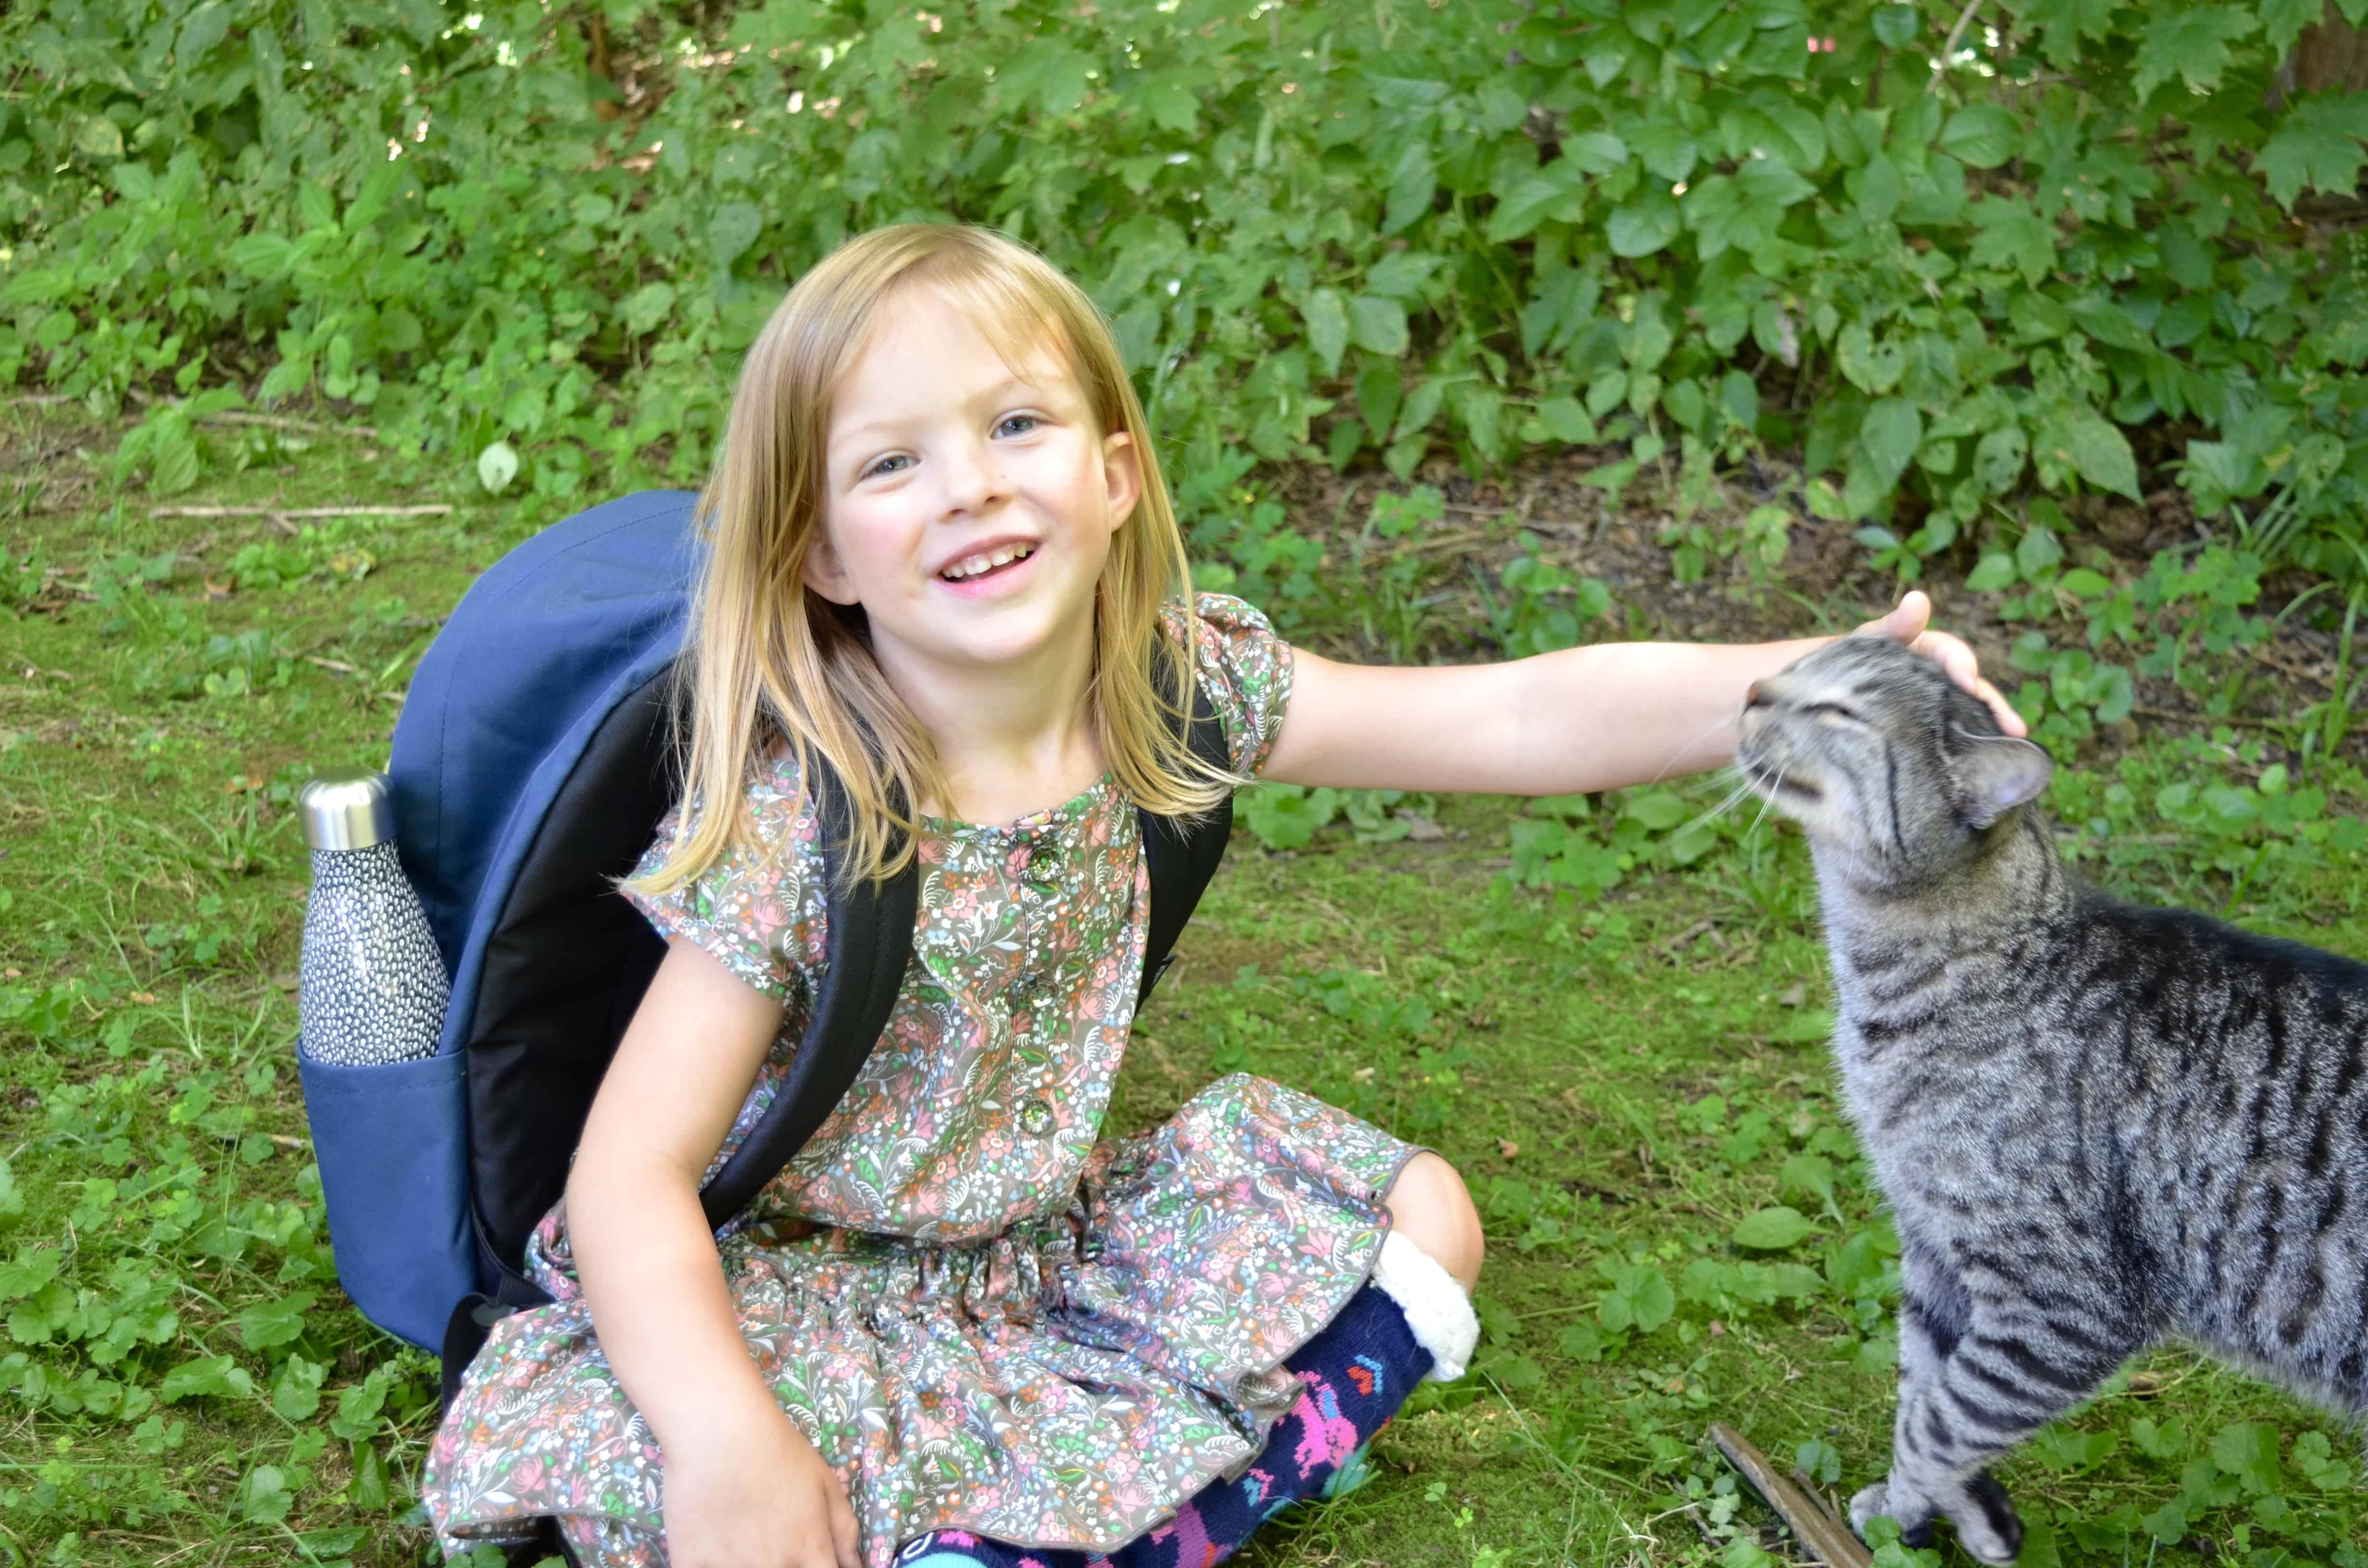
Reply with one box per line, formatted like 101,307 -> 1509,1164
1369,1229 -> 1480,1382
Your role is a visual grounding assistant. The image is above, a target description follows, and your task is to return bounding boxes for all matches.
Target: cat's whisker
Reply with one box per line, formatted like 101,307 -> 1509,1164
1648,714 -> 1746,784
1677,774 -> 1759,837
1745,782 -> 1777,840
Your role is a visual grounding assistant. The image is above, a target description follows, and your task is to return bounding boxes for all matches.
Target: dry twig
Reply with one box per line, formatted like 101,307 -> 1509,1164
2130,705 -> 2280,732
149,504 -> 450,520
195,410 -> 381,441
1708,1422 -> 1874,1568
1928,0 -> 1986,91
1654,917 -> 1724,964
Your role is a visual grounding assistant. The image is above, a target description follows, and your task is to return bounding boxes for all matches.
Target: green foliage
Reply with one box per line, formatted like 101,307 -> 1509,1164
1505,780 -> 1756,895
1235,783 -> 1441,850
10,0 -> 2368,586
2054,733 -> 2368,919
1481,533 -> 1613,659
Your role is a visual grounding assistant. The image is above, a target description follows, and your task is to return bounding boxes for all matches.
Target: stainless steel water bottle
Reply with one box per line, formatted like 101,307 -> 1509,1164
296,770 -> 448,1066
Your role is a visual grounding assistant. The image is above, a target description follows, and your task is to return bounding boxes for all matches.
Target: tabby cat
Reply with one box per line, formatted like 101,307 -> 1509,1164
1735,634 -> 2367,1565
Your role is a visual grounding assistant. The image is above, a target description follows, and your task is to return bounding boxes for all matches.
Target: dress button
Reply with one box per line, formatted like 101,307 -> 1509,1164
1017,1098 -> 1056,1137
1021,846 -> 1061,887
1011,970 -> 1048,1003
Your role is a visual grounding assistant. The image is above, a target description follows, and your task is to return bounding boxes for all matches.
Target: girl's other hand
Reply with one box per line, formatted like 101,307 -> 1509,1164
1855,590 -> 2027,737
661,1403 -> 862,1568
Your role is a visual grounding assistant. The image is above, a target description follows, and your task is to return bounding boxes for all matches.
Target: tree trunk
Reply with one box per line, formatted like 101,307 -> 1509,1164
2280,4 -> 2368,99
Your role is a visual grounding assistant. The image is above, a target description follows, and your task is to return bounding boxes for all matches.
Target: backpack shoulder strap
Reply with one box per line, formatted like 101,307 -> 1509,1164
694,755 -> 918,1229
1135,670 -> 1234,1010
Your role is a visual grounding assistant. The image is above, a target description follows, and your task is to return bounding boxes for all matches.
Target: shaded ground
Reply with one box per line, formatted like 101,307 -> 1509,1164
1263,447 -> 2356,768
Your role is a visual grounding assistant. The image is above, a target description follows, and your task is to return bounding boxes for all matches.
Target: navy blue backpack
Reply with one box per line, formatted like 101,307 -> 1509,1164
294,490 -> 1233,1387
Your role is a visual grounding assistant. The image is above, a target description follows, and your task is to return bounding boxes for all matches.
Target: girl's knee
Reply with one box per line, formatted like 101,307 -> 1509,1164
1383,1151 -> 1484,1292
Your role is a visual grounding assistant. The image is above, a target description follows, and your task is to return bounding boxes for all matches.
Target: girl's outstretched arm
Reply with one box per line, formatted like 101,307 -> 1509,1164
568,936 -> 862,1568
1260,590 -> 2021,796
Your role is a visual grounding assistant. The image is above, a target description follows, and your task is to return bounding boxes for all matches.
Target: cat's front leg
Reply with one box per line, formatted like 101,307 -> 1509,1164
1852,1286 -> 2134,1566
1849,1265 -> 1977,1553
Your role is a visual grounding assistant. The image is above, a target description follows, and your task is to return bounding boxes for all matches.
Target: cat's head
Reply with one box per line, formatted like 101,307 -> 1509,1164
1735,636 -> 2053,889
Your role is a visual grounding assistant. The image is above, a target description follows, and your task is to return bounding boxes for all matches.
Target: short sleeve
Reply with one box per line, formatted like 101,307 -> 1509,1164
618,766 -> 822,1005
1165,592 -> 1295,776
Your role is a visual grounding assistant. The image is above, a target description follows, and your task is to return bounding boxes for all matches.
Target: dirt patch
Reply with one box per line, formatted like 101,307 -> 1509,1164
1266,445 -> 2360,764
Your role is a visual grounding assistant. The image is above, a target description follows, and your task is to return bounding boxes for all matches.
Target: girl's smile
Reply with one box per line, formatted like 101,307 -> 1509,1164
934,537 -> 1040,595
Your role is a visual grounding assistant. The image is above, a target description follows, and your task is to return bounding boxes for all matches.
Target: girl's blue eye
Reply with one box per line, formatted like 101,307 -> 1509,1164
863,454 -> 912,479
996,414 -> 1039,438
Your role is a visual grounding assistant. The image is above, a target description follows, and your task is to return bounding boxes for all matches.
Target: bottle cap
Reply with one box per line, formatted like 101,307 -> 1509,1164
300,770 -> 396,851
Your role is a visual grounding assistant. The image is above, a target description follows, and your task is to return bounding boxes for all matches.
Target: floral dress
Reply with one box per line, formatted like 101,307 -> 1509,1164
421,595 -> 1424,1567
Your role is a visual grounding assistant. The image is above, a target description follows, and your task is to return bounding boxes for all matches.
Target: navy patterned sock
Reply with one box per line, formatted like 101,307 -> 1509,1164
893,1272 -> 1459,1568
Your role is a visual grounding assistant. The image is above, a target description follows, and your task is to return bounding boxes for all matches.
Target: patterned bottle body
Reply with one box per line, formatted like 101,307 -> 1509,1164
297,773 -> 450,1066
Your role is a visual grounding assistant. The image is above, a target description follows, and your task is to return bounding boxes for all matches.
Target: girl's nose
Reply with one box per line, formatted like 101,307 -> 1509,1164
940,440 -> 1005,514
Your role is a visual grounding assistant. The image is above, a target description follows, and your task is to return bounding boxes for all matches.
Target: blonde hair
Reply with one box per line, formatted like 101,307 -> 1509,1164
625,224 -> 1237,898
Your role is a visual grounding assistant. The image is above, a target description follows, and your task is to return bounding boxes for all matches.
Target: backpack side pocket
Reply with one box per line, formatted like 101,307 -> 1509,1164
296,1049 -> 476,1351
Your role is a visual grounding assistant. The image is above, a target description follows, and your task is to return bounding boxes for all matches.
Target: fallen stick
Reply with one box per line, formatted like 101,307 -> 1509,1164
148,504 -> 452,520
196,410 -> 381,441
1654,917 -> 1723,964
2129,705 -> 2279,731
1708,1422 -> 1873,1568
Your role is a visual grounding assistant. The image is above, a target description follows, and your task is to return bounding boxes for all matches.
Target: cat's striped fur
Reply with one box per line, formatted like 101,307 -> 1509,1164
1736,635 -> 2367,1564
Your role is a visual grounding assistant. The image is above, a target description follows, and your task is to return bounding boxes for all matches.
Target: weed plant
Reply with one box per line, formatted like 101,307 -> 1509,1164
10,1 -> 2368,599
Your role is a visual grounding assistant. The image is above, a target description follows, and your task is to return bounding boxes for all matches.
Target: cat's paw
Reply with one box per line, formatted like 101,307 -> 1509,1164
1945,1470 -> 2024,1565
1850,1480 -> 1931,1543
1854,1472 -> 2023,1565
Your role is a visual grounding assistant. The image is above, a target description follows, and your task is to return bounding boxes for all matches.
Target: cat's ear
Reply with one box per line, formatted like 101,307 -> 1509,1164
1954,735 -> 2052,829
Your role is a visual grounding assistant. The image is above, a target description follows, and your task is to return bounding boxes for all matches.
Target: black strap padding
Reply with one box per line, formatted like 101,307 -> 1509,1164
465,667 -> 679,1275
696,756 -> 919,1230
1135,675 -> 1233,1009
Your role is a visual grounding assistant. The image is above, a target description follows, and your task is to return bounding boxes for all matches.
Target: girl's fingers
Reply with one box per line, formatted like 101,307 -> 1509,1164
1968,673 -> 2026,736
1912,629 -> 2028,735
1852,593 -> 2029,737
829,1482 -> 862,1568
1890,588 -> 1932,640
1924,637 -> 2026,735
1854,589 -> 1930,643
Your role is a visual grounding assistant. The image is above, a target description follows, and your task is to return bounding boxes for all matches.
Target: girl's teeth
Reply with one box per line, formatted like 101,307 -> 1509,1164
942,544 -> 1034,581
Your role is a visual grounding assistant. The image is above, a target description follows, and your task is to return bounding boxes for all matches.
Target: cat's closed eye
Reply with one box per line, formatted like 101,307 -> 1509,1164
1803,701 -> 1866,725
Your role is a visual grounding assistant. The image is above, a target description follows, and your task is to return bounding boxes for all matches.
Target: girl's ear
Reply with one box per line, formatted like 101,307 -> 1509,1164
1101,429 -> 1142,533
802,532 -> 861,607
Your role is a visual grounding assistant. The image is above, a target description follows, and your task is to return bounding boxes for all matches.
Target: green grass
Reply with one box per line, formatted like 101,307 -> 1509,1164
4,412 -> 2366,1568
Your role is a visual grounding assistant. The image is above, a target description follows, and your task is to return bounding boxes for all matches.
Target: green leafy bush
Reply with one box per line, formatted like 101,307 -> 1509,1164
9,1 -> 2368,586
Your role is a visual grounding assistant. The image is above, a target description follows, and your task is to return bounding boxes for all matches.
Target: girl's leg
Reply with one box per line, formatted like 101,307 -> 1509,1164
1381,1151 -> 1485,1293
896,1231 -> 1481,1568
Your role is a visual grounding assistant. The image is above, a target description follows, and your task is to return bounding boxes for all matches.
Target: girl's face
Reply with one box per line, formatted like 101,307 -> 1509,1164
806,288 -> 1140,690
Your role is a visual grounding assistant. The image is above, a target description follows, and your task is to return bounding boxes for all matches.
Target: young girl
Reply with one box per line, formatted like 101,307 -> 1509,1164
421,224 -> 2018,1568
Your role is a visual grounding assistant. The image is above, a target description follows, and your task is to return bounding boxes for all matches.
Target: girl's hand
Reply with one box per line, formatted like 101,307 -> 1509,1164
1855,590 -> 2027,737
662,1403 -> 862,1568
